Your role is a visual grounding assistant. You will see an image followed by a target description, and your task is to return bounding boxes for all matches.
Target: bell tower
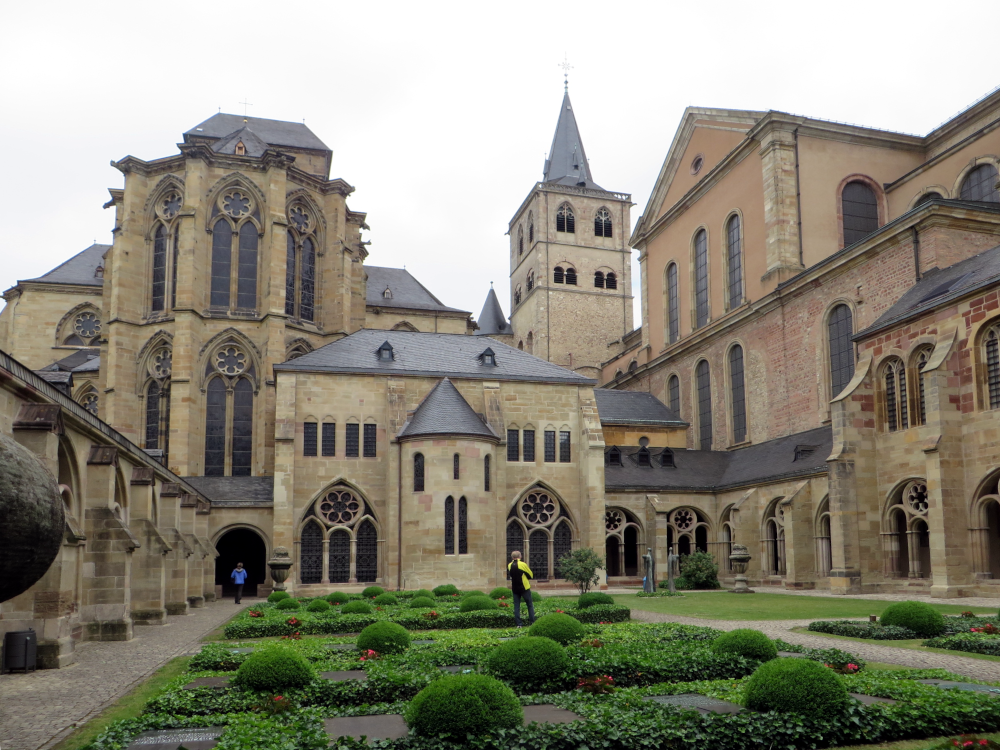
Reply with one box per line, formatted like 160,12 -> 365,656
506,85 -> 633,379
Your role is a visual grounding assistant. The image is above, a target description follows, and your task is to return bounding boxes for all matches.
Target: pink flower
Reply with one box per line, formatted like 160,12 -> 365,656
274,696 -> 283,701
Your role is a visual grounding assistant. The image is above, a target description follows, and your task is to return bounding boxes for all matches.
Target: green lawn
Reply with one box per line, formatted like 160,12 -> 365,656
615,592 -> 995,621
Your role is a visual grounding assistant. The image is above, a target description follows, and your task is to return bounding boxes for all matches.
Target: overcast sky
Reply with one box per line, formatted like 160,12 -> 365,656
2,0 -> 998,326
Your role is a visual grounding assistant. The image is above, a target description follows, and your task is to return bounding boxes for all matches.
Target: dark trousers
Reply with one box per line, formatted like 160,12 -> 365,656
234,584 -> 244,604
513,591 -> 535,626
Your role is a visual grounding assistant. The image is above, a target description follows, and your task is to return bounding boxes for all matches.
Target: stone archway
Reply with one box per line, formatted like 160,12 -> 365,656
215,527 -> 267,597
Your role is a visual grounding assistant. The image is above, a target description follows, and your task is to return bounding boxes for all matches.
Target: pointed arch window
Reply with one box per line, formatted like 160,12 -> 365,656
594,207 -> 612,237
842,181 -> 880,245
151,224 -> 168,312
514,287 -> 522,306
210,209 -> 258,312
914,348 -> 931,425
210,219 -> 233,308
150,188 -> 182,314
828,304 -> 855,398
62,308 -> 102,346
300,487 -> 380,584
883,358 -> 908,431
518,226 -> 524,256
528,216 -> 534,244
526,270 -> 534,291
726,214 -> 742,310
666,263 -> 679,344
204,346 -> 255,476
414,453 -> 424,492
696,360 -> 712,450
960,164 -> 1000,204
144,375 -> 171,459
554,266 -> 564,284
729,345 -> 746,443
985,325 -> 1000,409
556,204 -> 575,233
286,204 -> 318,323
668,374 -> 680,415
454,452 -> 460,479
484,454 -> 491,491
565,267 -> 577,285
594,271 -> 605,289
694,229 -> 709,329
458,497 -> 468,554
606,272 -> 617,290
444,496 -> 455,554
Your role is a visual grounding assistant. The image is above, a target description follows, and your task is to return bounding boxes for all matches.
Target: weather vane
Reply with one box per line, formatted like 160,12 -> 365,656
559,54 -> 573,92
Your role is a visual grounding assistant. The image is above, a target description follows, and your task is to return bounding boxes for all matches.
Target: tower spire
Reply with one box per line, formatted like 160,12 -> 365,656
542,76 -> 602,190
559,54 -> 573,93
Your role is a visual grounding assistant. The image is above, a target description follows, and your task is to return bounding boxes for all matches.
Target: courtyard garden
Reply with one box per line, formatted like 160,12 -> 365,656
72,588 -> 1000,750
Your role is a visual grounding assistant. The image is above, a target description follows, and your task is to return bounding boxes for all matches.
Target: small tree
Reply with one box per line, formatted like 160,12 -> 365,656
676,551 -> 720,590
557,547 -> 605,594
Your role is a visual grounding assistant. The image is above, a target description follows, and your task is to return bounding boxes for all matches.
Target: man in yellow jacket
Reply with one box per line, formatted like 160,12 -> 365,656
507,551 -> 535,627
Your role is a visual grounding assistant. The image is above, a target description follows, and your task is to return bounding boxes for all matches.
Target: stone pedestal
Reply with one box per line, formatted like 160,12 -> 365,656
729,544 -> 755,594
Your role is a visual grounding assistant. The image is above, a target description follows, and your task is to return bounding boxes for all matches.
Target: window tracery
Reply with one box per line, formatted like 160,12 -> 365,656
506,487 -> 574,580
556,204 -> 575,233
143,344 -> 173,457
80,390 -> 98,416
666,507 -> 710,559
286,202 -> 318,323
204,342 -> 255,476
882,480 -> 931,579
594,207 -> 612,237
299,486 -> 380,583
883,358 -> 908,431
69,311 -> 102,346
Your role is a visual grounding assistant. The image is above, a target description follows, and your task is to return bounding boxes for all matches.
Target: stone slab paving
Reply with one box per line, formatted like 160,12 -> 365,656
126,727 -> 223,750
522,704 -> 583,724
630,609 -> 1000,681
324,715 -> 409,743
319,670 -> 367,682
0,599 -> 248,750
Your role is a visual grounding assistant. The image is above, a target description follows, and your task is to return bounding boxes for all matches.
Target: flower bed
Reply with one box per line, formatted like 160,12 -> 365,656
924,632 -> 1000,656
808,615 -> 1000,643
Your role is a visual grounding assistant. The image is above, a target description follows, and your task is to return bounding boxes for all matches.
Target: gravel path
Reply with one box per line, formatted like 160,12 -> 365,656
0,599 -> 248,750
630,609 -> 1000,681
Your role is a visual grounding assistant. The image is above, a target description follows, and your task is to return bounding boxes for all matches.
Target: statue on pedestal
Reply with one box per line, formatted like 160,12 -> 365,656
642,547 -> 656,593
667,545 -> 680,594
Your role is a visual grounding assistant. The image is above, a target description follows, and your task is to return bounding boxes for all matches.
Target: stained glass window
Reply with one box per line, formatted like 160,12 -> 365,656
960,164 -> 1000,203
987,329 -> 1000,409
300,521 -> 323,584
729,345 -> 746,443
363,424 -> 377,457
346,424 -> 359,457
356,521 -> 378,582
523,429 -> 535,462
300,238 -> 315,322
694,229 -> 709,329
529,529 -> 549,579
458,497 -> 467,554
727,215 -> 742,310
444,496 -> 455,554
322,423 -> 336,456
329,529 -> 350,583
828,304 -> 855,398
236,222 -> 258,310
697,360 -> 712,450
152,224 -> 167,313
285,233 -> 296,316
506,522 -> 523,564
544,430 -> 556,462
303,422 -> 317,457
507,429 -> 519,461
842,182 -> 879,245
231,379 -> 253,476
210,219 -> 232,308
559,431 -> 570,462
145,380 -> 161,449
204,378 -> 226,476
414,453 -> 424,492
667,263 -> 679,343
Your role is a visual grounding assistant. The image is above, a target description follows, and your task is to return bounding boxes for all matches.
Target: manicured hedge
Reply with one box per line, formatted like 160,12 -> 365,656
577,592 -> 615,609
529,613 -> 585,645
341,600 -> 374,615
405,674 -> 523,737
924,633 -> 1000,656
459,595 -> 498,613
744,657 -> 850,714
275,598 -> 301,611
433,584 -> 459,596
410,596 -> 435,608
356,621 -> 411,655
325,591 -> 351,605
485,636 -> 568,691
306,598 -> 331,612
490,587 -> 513,600
267,591 -> 290,603
711,629 -> 777,662
232,645 -> 314,691
881,601 -> 946,637
362,586 -> 385,598
373,593 -> 399,606
808,620 -> 918,640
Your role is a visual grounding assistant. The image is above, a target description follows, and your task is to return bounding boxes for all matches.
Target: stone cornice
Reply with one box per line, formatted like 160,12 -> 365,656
111,154 -> 185,176
287,166 -> 354,196
3,280 -> 103,299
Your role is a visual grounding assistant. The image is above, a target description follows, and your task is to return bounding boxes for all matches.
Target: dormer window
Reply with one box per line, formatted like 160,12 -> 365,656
660,448 -> 675,468
794,445 -> 818,462
94,265 -> 104,279
608,447 -> 621,466
383,286 -> 393,299
636,447 -> 651,467
480,347 -> 497,366
235,141 -> 246,156
377,341 -> 394,361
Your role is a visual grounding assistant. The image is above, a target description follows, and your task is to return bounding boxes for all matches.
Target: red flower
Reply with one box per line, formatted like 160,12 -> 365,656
980,742 -> 988,747
555,609 -> 564,613
965,742 -> 974,747
274,696 -> 283,701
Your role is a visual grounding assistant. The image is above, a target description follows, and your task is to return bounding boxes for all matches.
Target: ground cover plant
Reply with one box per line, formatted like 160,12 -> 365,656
80,617 -> 1000,750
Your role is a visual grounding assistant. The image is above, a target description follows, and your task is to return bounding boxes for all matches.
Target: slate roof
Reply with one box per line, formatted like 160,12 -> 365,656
543,91 -> 604,190
25,244 -> 109,287
365,266 -> 468,314
33,370 -> 73,393
210,126 -> 270,157
72,354 -> 101,373
604,425 -> 832,492
594,389 -> 687,426
184,114 -> 329,152
182,476 -> 275,506
476,287 -> 512,335
275,329 -> 596,385
856,242 -> 1000,338
42,349 -> 100,372
397,378 -> 498,440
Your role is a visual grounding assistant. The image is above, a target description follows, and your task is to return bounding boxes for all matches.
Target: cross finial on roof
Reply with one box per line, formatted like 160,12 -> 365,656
559,54 -> 573,92
239,98 -> 253,118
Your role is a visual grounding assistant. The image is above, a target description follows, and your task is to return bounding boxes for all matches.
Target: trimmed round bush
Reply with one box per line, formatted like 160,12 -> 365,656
410,596 -> 435,608
362,586 -> 385,599
275,598 -> 301,611
577,592 -> 615,609
529,613 -> 585,645
485,636 -> 568,688
406,673 -> 522,738
490,587 -> 513,600
341,600 -> 374,615
711,629 -> 777,662
306,598 -> 331,613
325,591 -> 351,605
233,644 -> 315,690
357,621 -> 411,655
744,658 -> 850,714
460,589 -> 487,599
433,584 -> 459,596
373,593 -> 398,606
413,589 -> 434,599
267,590 -> 290,603
531,590 -> 542,603
459,595 -> 499,613
880,601 -> 945,637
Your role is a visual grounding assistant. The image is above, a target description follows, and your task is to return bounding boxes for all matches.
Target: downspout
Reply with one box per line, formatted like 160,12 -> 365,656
793,128 -> 804,267
396,439 -> 403,590
544,190 -> 550,362
912,227 -> 921,282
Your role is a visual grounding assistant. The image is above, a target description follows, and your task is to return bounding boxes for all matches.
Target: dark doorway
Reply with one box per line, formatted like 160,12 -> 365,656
623,526 -> 639,576
678,536 -> 691,556
606,537 -> 620,577
215,528 -> 267,597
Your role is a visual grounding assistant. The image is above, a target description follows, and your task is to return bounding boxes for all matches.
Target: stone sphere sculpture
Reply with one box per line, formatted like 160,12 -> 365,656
0,432 -> 64,603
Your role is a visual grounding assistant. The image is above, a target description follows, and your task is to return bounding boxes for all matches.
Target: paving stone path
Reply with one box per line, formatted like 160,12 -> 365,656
0,600 -> 248,750
630,609 -> 1000,681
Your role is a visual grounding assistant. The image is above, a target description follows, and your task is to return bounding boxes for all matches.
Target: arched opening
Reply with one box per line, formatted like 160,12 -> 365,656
605,536 -> 621,577
623,525 -> 639,576
816,498 -> 832,577
215,527 -> 267,597
883,479 -> 930,579
912,519 -> 931,579
987,500 -> 1000,579
761,499 -> 786,577
678,536 -> 691,556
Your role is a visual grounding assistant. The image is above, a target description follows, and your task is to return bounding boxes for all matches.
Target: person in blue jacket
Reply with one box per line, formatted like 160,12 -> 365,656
231,562 -> 247,604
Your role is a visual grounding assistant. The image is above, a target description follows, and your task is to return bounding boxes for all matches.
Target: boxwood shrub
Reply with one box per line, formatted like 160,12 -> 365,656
433,584 -> 459,596
459,595 -> 499,613
231,644 -> 314,690
412,589 -> 434,599
744,657 -> 850,714
305,598 -> 330,613
924,633 -> 1000,656
361,586 -> 385,599
529,612 -> 585,645
266,591 -> 290,603
881,601 -> 946,637
341,600 -> 374,615
405,673 -> 522,738
808,620 -> 918,640
485,635 -> 569,689
711,628 -> 777,661
325,591 -> 351,605
490,587 -> 513,599
356,621 -> 411,655
460,589 -> 487,599
409,596 -> 435,608
577,592 -> 615,609
373,593 -> 398,606
275,598 -> 301,611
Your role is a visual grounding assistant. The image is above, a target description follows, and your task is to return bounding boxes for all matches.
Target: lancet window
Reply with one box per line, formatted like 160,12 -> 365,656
506,487 -> 575,580
150,188 -> 182,314
299,486 -> 380,584
285,203 -> 317,323
204,343 -> 255,476
594,207 -> 612,237
556,204 -> 575,233
143,345 -> 173,458
210,188 -> 260,312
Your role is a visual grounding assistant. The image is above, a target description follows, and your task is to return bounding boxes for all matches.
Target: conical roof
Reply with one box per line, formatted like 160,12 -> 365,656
543,91 -> 603,190
476,287 -> 512,336
397,378 -> 498,440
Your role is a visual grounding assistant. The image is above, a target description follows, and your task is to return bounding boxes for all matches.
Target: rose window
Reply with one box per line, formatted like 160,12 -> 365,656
215,346 -> 247,375
672,508 -> 695,531
74,312 -> 101,340
605,510 -> 624,532
151,348 -> 172,379
521,491 -> 556,525
222,191 -> 251,218
319,490 -> 360,525
289,206 -> 311,233
160,191 -> 181,220
907,482 -> 929,514
81,393 -> 98,415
